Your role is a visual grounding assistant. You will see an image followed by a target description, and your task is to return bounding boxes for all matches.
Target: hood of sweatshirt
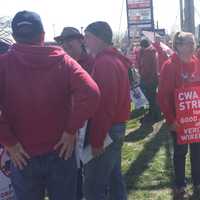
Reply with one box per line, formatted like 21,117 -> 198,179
170,52 -> 198,75
97,47 -> 132,69
9,43 -> 67,69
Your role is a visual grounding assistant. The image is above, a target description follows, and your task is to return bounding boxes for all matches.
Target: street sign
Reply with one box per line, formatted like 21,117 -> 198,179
127,0 -> 151,9
126,0 -> 154,39
128,8 -> 152,24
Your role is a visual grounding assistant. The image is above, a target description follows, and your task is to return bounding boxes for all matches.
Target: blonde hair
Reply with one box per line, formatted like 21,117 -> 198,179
173,31 -> 194,51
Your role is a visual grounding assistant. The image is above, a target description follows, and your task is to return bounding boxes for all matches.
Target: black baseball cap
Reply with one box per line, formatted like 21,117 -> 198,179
85,21 -> 113,44
12,10 -> 44,40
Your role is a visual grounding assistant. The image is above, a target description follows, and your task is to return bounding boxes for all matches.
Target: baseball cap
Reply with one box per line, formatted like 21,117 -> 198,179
12,10 -> 44,40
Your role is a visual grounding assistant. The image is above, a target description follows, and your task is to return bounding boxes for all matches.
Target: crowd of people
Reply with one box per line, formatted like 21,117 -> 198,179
0,10 -> 131,200
0,9 -> 200,200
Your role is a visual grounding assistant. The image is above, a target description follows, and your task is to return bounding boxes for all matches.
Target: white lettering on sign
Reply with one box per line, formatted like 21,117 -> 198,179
179,100 -> 200,111
184,127 -> 200,134
176,87 -> 200,144
178,91 -> 199,101
181,133 -> 200,141
180,116 -> 198,124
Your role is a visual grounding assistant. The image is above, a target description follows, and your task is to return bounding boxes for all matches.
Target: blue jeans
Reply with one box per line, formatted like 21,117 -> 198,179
83,123 -> 127,200
11,151 -> 77,200
77,163 -> 83,200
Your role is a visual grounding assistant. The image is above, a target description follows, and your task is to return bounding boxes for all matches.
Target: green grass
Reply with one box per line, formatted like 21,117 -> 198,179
45,110 -> 192,200
123,115 -> 192,199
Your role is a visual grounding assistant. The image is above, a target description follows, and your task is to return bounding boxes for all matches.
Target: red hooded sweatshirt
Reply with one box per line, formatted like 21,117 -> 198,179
157,53 -> 200,124
89,47 -> 132,148
0,43 -> 100,156
153,42 -> 169,73
137,45 -> 158,85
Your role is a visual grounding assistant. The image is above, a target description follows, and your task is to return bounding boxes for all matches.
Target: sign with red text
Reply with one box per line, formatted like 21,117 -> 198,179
175,86 -> 200,144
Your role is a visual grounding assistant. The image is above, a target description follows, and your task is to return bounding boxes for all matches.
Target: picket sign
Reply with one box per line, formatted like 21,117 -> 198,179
130,86 -> 149,109
175,86 -> 200,144
76,121 -> 112,165
0,146 -> 15,200
75,121 -> 88,167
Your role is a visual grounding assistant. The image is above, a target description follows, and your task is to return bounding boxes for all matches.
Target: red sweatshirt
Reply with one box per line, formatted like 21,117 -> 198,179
0,43 -> 100,156
153,42 -> 169,73
137,45 -> 158,85
89,47 -> 131,148
157,53 -> 200,124
196,48 -> 200,61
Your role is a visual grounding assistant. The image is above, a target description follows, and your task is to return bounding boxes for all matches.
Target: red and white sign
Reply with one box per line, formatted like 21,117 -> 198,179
175,86 -> 200,144
127,0 -> 151,9
0,147 -> 15,200
128,8 -> 152,24
126,0 -> 153,38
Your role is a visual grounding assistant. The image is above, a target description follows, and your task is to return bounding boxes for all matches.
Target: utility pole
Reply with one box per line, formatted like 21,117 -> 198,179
184,0 -> 195,34
179,0 -> 184,30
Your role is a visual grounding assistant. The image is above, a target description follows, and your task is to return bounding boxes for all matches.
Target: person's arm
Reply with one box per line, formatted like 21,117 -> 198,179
65,58 -> 100,134
151,50 -> 159,81
0,57 -> 30,169
157,62 -> 176,124
54,57 -> 100,159
0,59 -> 18,147
89,59 -> 118,150
0,106 -> 18,147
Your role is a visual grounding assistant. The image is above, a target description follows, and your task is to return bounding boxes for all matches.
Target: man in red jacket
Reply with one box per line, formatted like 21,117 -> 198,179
137,38 -> 161,122
55,26 -> 94,200
84,21 -> 131,200
152,35 -> 169,74
0,10 -> 100,200
54,27 -> 93,74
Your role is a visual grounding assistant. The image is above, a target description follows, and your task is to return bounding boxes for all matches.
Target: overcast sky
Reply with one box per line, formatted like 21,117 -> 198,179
2,0 -> 200,41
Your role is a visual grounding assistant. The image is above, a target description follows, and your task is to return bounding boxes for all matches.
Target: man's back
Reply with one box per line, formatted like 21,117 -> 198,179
0,44 -> 100,156
89,47 -> 131,147
138,45 -> 158,84
0,10 -> 100,200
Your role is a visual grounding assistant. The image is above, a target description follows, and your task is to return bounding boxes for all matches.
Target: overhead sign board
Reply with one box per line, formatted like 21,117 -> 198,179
126,0 -> 154,38
127,0 -> 151,9
128,8 -> 152,24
